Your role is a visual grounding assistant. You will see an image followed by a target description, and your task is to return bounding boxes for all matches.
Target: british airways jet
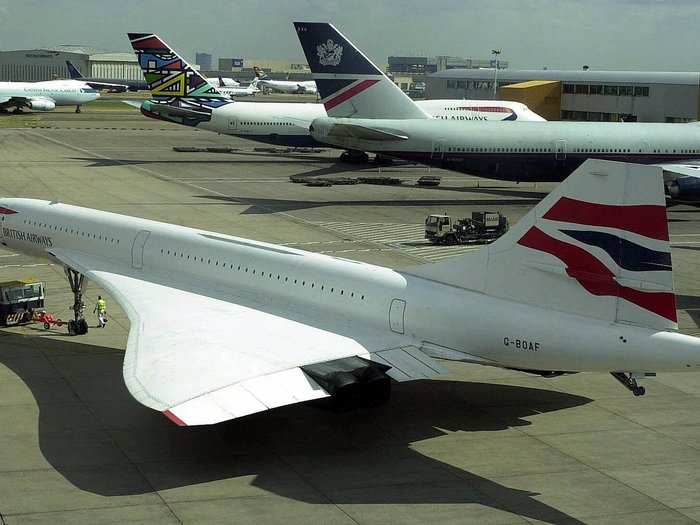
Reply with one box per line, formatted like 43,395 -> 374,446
1,159 -> 698,425
126,33 -> 544,152
296,22 -> 700,202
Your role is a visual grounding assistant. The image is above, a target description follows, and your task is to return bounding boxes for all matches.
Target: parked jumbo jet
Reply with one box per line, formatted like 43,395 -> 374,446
254,66 -> 318,95
126,33 -> 544,154
1,160 -> 698,425
0,79 -> 100,113
295,22 -> 700,203
66,60 -> 134,93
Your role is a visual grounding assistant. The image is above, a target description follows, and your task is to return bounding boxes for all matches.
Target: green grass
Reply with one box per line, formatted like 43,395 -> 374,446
0,114 -> 40,128
85,99 -> 140,111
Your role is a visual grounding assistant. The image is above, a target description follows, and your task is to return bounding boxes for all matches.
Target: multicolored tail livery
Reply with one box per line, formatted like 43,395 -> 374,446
127,33 -> 231,127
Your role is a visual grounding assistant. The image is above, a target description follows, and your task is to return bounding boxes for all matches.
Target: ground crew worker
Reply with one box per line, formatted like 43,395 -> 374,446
93,295 -> 107,328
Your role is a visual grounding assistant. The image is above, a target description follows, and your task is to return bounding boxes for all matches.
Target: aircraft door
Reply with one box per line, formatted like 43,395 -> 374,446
389,298 -> 406,334
554,139 -> 567,161
228,118 -> 238,131
431,139 -> 446,160
131,230 -> 151,270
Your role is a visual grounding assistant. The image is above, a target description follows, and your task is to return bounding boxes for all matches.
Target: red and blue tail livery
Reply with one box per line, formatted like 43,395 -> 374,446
406,160 -> 677,332
513,163 -> 676,329
294,22 -> 428,119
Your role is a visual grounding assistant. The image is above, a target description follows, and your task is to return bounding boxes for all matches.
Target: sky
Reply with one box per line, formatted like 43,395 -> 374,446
0,0 -> 698,71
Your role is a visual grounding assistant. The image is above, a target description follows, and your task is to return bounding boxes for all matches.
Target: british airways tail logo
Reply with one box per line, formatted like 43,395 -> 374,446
317,39 -> 343,66
517,197 -> 676,323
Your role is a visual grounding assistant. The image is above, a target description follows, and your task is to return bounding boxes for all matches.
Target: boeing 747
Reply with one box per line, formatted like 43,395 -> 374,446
126,33 -> 544,152
296,22 -> 700,202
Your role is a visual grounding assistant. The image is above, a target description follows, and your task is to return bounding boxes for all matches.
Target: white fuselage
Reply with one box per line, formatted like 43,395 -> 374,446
259,78 -> 318,95
3,198 -> 700,374
206,77 -> 240,88
0,80 -> 100,107
310,118 -> 700,181
188,99 -> 544,147
218,85 -> 260,98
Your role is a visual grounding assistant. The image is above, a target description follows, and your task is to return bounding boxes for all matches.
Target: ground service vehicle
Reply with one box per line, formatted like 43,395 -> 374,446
425,212 -> 509,245
0,279 -> 45,326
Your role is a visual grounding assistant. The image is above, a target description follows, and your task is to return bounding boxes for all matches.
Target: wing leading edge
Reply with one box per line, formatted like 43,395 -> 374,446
50,248 -> 445,425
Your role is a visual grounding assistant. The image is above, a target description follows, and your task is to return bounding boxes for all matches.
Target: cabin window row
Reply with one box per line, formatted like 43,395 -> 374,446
22,220 -> 120,243
447,146 -> 554,153
158,247 -> 366,300
240,121 -> 294,126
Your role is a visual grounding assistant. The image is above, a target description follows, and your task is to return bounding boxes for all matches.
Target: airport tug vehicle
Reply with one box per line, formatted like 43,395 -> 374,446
0,279 -> 45,326
425,212 -> 509,245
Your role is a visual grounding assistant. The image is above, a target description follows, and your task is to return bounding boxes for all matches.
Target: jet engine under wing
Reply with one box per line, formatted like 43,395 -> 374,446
0,96 -> 27,109
656,162 -> 700,180
49,248 -> 444,425
655,162 -> 700,203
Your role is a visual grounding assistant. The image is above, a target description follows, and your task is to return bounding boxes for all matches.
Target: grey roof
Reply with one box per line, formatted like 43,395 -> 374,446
430,69 -> 700,85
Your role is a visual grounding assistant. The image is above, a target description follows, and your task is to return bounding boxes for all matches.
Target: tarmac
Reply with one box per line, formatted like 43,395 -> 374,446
1,101 -> 700,524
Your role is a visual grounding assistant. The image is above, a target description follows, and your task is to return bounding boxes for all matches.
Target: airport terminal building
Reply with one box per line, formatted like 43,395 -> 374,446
427,69 -> 700,122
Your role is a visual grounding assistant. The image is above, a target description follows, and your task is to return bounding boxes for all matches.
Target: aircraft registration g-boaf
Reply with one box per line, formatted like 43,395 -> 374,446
0,79 -> 100,113
126,33 -> 544,150
2,159 -> 699,424
295,22 -> 700,203
253,65 -> 319,95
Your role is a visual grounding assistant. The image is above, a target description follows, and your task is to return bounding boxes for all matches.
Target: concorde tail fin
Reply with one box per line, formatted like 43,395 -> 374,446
402,159 -> 677,331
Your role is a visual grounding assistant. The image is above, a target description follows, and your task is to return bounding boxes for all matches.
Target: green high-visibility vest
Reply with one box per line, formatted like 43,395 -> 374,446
96,299 -> 106,313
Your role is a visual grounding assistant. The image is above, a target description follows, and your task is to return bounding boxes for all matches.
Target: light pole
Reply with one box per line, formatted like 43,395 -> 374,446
491,49 -> 502,100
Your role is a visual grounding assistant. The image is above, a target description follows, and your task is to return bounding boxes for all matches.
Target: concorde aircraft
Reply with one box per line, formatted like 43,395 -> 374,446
126,33 -> 544,156
0,79 -> 100,113
295,22 -> 700,202
1,159 -> 699,425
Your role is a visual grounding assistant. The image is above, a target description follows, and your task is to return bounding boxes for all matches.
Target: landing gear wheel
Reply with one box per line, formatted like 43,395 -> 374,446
75,105 -> 81,114
611,372 -> 647,397
339,150 -> 369,164
65,267 -> 88,336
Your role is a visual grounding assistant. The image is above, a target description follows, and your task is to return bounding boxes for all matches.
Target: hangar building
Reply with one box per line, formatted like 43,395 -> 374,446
0,47 -> 141,82
427,69 -> 700,122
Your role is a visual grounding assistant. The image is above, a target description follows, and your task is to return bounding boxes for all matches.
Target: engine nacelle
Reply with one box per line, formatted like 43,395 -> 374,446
27,98 -> 56,111
666,176 -> 700,202
302,356 -> 392,411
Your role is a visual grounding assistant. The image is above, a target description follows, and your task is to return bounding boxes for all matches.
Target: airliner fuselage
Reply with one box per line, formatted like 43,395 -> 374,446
2,197 -> 699,375
311,118 -> 700,182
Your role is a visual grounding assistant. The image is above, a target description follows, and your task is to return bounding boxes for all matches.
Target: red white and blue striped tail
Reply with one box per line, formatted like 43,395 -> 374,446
293,22 -> 429,120
405,159 -> 677,331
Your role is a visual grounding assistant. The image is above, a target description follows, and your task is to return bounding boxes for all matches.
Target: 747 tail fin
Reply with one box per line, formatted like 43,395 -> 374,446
403,159 -> 677,332
127,33 -> 227,100
293,22 -> 428,120
253,66 -> 269,80
65,61 -> 84,80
